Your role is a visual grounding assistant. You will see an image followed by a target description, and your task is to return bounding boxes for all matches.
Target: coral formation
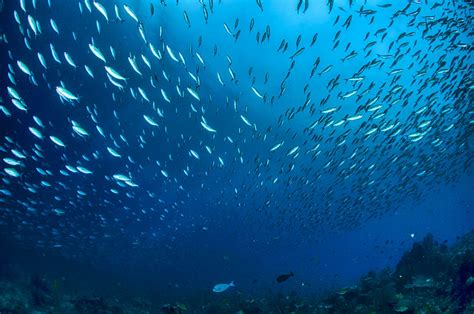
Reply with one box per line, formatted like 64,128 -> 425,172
0,231 -> 473,313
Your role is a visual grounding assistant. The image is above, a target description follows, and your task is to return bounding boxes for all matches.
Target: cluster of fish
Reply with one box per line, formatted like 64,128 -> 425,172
0,0 -> 472,259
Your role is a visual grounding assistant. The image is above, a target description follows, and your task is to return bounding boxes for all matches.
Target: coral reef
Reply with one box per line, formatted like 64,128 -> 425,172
0,231 -> 473,313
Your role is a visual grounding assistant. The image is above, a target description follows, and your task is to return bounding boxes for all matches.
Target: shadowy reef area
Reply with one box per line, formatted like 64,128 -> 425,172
1,230 -> 473,314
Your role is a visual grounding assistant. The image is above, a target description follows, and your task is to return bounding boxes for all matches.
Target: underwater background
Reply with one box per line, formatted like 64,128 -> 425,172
0,0 -> 473,312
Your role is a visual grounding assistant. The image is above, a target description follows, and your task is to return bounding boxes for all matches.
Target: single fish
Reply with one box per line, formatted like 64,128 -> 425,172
276,272 -> 294,283
212,281 -> 235,293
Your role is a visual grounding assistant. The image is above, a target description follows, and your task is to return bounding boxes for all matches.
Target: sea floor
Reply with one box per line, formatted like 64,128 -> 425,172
0,231 -> 473,314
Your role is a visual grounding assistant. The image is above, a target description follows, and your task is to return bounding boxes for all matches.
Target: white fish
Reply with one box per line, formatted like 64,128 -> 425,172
33,116 -> 44,128
201,121 -> 216,133
0,106 -> 12,117
50,136 -> 66,147
50,18 -> 59,34
24,38 -> 32,51
187,87 -> 200,101
11,149 -> 26,159
27,15 -> 38,36
29,127 -> 43,139
223,23 -> 233,37
287,146 -> 299,156
8,73 -> 16,85
190,149 -> 200,160
166,45 -> 179,63
251,86 -> 263,99
217,72 -> 224,86
141,55 -> 151,69
334,120 -> 345,127
128,56 -> 142,75
56,86 -> 79,102
347,115 -> 363,121
89,44 -> 107,63
107,147 -> 121,157
93,1 -> 109,22
105,66 -> 126,81
96,125 -> 106,137
66,165 -> 78,173
3,158 -> 22,166
12,98 -> 28,112
270,141 -> 284,152
228,67 -> 236,81
138,87 -> 150,102
123,4 -> 139,23
161,89 -> 170,103
196,52 -> 205,66
110,46 -> 116,60
322,107 -> 338,114
240,115 -> 252,127
37,52 -> 47,69
17,60 -> 32,76
143,115 -> 159,127
50,43 -> 61,63
179,52 -> 186,66
77,166 -> 92,174
212,281 -> 235,293
14,11 -> 21,24
341,90 -> 357,98
85,65 -> 94,78
365,128 -> 378,136
106,73 -> 125,90
113,174 -> 131,182
72,125 -> 89,137
114,5 -> 123,21
7,86 -> 21,100
4,168 -> 20,178
64,52 -> 77,68
138,23 -> 147,44
149,43 -> 162,60
218,157 -> 224,166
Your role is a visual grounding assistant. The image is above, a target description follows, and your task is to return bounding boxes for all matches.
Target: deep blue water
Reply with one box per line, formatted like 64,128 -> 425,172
0,0 -> 473,301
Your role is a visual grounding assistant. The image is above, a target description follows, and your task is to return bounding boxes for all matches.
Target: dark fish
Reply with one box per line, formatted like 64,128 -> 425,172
310,33 -> 318,46
343,15 -> 352,29
209,0 -> 214,13
277,39 -> 286,52
235,29 -> 241,42
327,0 -> 334,13
276,272 -> 294,283
296,34 -> 302,48
297,0 -> 303,13
290,47 -> 305,59
303,0 -> 309,13
150,3 -> 154,16
183,11 -> 191,28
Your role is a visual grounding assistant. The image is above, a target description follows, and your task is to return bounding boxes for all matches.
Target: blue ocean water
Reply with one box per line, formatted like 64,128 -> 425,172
0,0 -> 473,308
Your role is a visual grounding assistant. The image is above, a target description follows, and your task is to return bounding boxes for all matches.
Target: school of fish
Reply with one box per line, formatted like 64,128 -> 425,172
0,0 -> 472,258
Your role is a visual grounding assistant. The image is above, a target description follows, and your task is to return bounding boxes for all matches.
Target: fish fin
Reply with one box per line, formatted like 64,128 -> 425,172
229,281 -> 235,286
290,272 -> 294,276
